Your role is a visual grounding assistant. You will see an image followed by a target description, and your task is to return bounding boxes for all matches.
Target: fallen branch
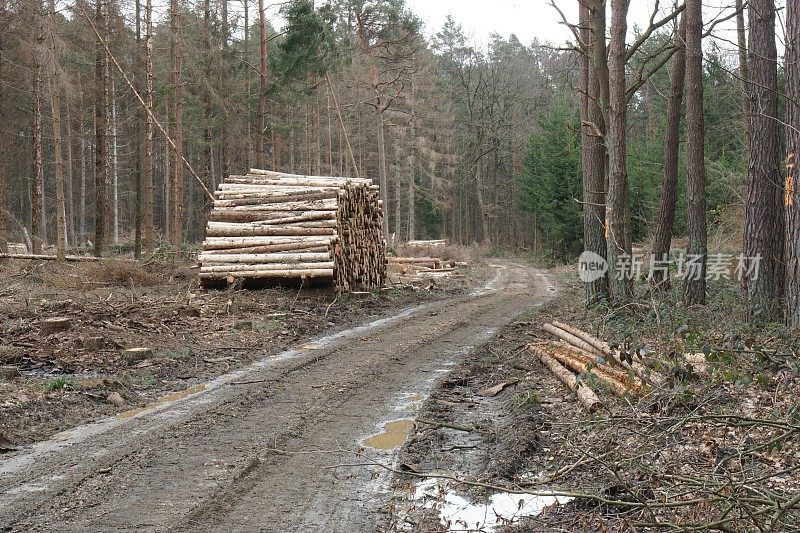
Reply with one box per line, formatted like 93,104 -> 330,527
0,252 -> 100,262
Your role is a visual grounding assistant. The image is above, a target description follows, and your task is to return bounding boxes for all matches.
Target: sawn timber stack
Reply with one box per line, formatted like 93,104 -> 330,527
200,169 -> 387,291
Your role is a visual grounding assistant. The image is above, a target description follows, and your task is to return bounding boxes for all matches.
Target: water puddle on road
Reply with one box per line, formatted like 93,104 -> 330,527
412,478 -> 572,532
363,419 -> 414,450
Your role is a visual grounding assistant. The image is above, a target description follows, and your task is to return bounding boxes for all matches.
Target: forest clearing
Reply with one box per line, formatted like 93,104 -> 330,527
2,0 -> 800,531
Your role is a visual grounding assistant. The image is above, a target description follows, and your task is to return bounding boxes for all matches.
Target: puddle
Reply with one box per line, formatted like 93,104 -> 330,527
363,419 -> 414,450
117,384 -> 208,420
412,478 -> 572,532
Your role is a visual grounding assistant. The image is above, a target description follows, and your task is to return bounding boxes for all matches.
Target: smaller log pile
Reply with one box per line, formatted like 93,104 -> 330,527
200,169 -> 387,290
528,321 -> 649,412
388,256 -> 454,272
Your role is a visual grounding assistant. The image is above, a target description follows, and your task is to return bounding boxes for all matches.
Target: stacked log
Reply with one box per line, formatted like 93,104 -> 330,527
535,322 -> 646,393
200,169 -> 387,290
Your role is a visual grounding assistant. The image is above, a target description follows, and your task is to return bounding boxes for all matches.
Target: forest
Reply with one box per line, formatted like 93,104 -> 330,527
3,1 -> 800,530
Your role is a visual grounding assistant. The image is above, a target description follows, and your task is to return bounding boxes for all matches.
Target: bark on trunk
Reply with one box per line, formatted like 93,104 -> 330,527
257,0 -> 268,169
743,0 -> 784,319
736,0 -> 750,139
684,0 -> 707,305
651,15 -> 686,290
0,0 -> 6,254
32,4 -> 44,254
580,0 -> 609,304
786,0 -> 800,325
607,0 -> 632,302
143,0 -> 154,252
170,0 -> 184,249
94,0 -> 109,257
46,0 -> 66,261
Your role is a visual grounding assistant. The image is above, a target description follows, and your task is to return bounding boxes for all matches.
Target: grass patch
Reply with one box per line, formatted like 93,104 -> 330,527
45,376 -> 75,392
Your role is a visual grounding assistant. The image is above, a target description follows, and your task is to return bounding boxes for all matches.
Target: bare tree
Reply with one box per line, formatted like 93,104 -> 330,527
786,0 -> 800,325
651,15 -> 686,290
684,0 -> 707,305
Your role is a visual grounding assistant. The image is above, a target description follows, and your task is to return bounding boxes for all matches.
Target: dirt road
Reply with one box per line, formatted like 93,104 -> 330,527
0,262 -> 554,532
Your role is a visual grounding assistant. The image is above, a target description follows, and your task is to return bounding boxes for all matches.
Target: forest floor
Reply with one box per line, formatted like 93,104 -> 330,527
0,258 -> 553,532
0,257 -> 473,447
3,255 -> 799,532
379,269 -> 800,532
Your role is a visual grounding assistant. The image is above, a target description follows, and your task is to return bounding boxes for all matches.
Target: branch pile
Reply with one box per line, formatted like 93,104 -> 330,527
200,169 -> 387,291
528,321 -> 647,411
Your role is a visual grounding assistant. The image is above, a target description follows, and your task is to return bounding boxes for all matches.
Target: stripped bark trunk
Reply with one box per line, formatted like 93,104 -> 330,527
110,75 -> 119,245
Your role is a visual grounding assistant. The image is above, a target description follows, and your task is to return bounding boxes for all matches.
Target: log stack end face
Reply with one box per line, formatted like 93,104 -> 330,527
200,169 -> 387,291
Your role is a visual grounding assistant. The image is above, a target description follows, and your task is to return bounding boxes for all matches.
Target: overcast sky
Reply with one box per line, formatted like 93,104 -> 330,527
402,0 -> 775,54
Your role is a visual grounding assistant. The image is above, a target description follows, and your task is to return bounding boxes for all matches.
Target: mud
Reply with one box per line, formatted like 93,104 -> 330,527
0,260 -> 549,532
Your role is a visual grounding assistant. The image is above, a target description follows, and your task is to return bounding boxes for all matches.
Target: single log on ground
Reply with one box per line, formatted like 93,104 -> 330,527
0,253 -> 100,262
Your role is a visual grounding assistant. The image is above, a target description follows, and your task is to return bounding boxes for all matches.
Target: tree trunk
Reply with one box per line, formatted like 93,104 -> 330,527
66,105 -> 75,248
684,0 -> 707,305
375,105 -> 390,237
94,0 -> 109,257
133,0 -> 142,258
203,0 -> 213,189
32,3 -> 44,254
244,0 -> 251,169
110,75 -> 119,246
785,0 -> 800,325
170,0 -> 184,249
46,0 -> 66,261
607,0 -> 632,302
220,0 -> 230,181
257,0 -> 268,169
736,0 -> 750,139
0,0 -> 6,254
651,15 -> 686,290
580,0 -> 609,304
143,0 -> 154,252
743,0 -> 784,319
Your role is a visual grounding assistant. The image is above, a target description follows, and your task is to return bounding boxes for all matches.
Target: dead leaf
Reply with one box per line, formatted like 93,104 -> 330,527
479,380 -> 519,398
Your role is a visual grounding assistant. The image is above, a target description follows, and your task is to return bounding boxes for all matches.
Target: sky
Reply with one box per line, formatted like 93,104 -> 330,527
403,0 -> 759,53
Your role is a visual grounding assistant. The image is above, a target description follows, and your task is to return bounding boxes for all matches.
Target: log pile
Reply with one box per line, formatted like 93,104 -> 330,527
200,169 -> 387,291
528,322 -> 651,411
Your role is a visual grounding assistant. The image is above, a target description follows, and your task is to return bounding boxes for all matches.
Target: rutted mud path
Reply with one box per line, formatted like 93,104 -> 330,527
0,262 -> 553,532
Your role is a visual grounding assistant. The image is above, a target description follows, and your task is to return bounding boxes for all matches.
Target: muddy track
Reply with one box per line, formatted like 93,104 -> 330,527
0,262 -> 554,532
